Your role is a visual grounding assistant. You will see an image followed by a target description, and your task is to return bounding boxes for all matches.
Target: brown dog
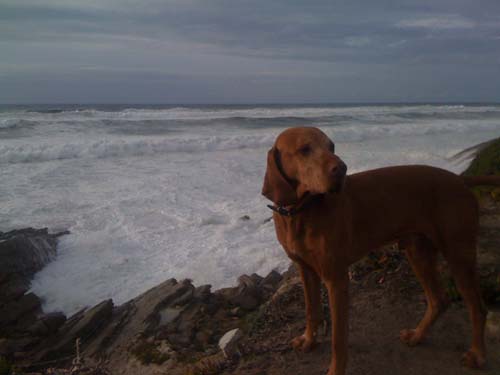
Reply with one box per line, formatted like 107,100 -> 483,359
262,127 -> 500,375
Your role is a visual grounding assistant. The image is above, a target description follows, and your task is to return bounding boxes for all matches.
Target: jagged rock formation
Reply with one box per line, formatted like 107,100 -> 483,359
0,231 -> 284,375
0,228 -> 67,343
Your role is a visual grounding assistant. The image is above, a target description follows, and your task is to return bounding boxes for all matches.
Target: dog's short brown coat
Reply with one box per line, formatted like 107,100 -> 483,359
262,127 -> 500,375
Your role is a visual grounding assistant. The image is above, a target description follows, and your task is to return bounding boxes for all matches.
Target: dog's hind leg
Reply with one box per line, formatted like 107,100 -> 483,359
446,250 -> 487,368
400,235 -> 449,346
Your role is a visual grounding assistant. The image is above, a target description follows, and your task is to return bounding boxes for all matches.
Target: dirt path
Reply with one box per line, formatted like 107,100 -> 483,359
223,202 -> 500,375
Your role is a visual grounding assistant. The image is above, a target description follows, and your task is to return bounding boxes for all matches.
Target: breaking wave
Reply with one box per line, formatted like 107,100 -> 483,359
0,134 -> 276,164
15,104 -> 500,122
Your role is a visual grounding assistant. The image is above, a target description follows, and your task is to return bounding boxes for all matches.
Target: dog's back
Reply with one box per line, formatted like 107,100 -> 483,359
345,164 -> 479,257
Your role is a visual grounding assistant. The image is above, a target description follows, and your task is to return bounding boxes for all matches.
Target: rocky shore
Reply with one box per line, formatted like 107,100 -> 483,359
0,226 -> 289,375
1,140 -> 499,375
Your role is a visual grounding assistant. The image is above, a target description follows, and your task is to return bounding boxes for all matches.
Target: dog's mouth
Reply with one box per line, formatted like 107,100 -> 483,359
328,172 -> 346,194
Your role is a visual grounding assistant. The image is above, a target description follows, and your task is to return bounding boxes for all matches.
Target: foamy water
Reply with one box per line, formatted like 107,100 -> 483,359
1,104 -> 499,315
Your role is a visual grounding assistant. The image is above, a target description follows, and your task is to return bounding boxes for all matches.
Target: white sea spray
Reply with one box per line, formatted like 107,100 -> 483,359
0,104 -> 499,314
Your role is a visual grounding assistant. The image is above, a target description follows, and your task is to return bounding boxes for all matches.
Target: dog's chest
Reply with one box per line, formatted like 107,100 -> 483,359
276,216 -> 328,267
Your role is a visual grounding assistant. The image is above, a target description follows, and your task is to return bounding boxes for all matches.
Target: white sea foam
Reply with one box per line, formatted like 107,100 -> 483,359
0,104 -> 499,315
8,104 -> 500,122
1,119 -> 498,165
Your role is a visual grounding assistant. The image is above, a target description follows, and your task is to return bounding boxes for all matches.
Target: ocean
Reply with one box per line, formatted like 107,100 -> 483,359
1,103 -> 499,315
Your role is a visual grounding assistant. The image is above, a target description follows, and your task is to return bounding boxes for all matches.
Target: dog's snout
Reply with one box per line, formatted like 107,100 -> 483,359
330,160 -> 347,178
339,160 -> 347,175
330,165 -> 339,176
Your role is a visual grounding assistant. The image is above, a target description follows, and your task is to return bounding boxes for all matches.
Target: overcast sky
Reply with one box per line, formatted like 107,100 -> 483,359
1,0 -> 500,104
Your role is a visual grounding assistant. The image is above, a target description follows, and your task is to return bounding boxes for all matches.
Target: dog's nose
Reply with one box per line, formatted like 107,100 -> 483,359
340,161 -> 347,175
330,162 -> 347,177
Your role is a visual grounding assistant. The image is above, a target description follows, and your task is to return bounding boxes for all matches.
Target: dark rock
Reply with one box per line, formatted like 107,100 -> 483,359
27,313 -> 66,337
137,279 -> 195,331
229,274 -> 263,310
248,273 -> 263,285
168,282 -> 194,307
0,337 -> 40,356
0,338 -> 7,355
167,333 -> 191,347
194,284 -> 212,302
40,312 -> 66,333
195,329 -> 213,347
159,307 -> 183,326
230,307 -> 243,317
216,283 -> 260,310
0,293 -> 41,327
38,299 -> 114,360
46,278 -> 197,362
260,270 -> 283,291
0,228 -> 64,317
0,228 -> 60,280
171,303 -> 204,348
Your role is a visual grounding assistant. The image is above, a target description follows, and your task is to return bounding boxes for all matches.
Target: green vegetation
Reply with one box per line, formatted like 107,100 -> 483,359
442,271 -> 500,306
130,341 -> 170,365
463,137 -> 500,199
0,357 -> 11,375
463,138 -> 500,177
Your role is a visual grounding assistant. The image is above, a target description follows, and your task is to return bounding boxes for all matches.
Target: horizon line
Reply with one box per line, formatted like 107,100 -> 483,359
1,100 -> 500,106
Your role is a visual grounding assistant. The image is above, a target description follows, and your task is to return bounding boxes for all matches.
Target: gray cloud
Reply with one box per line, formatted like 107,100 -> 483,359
1,0 -> 499,103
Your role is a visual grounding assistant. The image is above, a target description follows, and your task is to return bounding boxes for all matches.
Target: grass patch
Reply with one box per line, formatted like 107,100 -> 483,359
463,138 -> 500,177
441,271 -> 500,306
130,341 -> 170,365
463,137 -> 500,199
0,357 -> 11,375
238,310 -> 263,333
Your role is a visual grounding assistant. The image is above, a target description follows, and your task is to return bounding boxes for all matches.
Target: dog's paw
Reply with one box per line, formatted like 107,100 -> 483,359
399,328 -> 422,346
291,334 -> 317,352
461,349 -> 486,369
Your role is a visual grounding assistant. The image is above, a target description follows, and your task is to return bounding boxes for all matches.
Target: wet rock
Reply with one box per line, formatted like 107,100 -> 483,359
0,293 -> 41,327
218,328 -> 242,358
0,228 -> 64,309
0,228 -> 61,280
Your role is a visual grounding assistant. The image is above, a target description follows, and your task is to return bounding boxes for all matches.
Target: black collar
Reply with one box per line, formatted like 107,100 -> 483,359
267,204 -> 299,216
266,193 -> 317,217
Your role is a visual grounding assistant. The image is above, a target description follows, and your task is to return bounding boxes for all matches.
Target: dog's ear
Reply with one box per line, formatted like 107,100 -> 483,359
261,147 -> 298,206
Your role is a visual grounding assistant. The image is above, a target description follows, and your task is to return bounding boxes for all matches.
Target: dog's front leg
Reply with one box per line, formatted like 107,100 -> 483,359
291,261 -> 323,352
325,269 -> 349,375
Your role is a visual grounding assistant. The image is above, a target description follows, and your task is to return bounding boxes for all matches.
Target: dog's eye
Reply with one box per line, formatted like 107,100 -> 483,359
329,142 -> 335,153
299,144 -> 311,156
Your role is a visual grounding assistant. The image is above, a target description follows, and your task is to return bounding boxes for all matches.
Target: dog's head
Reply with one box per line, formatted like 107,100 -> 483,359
262,127 -> 347,206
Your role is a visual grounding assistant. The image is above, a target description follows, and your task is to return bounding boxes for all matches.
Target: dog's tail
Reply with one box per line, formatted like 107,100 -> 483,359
463,175 -> 500,187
